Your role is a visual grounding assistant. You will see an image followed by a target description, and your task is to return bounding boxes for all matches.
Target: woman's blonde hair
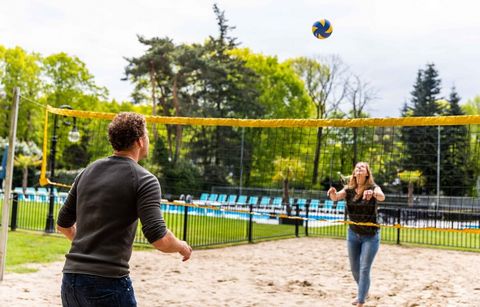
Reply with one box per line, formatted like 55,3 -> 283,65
347,162 -> 376,197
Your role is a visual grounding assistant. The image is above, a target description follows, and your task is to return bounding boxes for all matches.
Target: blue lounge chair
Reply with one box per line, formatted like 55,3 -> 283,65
208,194 -> 218,203
248,196 -> 259,206
25,187 -> 36,202
216,194 -> 227,205
236,195 -> 247,208
259,196 -> 271,209
272,197 -> 282,208
57,192 -> 69,204
13,187 -> 26,201
309,199 -> 320,212
297,198 -> 307,209
323,200 -> 334,213
193,193 -> 209,205
227,195 -> 237,206
37,187 -> 49,202
336,200 -> 346,214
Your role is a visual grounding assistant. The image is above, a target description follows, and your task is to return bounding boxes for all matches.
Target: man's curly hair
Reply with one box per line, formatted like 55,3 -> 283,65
108,112 -> 146,151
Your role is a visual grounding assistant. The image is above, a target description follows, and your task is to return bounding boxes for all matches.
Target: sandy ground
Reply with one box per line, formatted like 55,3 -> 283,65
0,237 -> 479,307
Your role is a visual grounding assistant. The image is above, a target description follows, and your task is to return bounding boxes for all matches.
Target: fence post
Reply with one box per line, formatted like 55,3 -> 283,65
396,208 -> 401,245
182,204 -> 188,242
295,204 -> 299,237
305,203 -> 309,237
248,203 -> 253,243
10,193 -> 18,231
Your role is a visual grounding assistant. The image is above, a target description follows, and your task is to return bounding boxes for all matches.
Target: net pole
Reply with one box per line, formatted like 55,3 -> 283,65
239,127 -> 245,195
436,126 -> 441,227
0,87 -> 20,281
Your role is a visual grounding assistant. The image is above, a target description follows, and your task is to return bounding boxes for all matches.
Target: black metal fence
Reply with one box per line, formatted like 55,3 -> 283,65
1,193 -> 479,251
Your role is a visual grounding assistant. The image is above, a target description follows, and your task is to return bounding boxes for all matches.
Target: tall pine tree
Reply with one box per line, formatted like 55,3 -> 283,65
188,4 -> 261,189
401,64 -> 442,194
441,88 -> 471,195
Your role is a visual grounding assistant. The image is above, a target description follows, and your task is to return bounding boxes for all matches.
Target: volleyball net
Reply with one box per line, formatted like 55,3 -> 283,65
35,105 -> 480,237
40,105 -> 480,196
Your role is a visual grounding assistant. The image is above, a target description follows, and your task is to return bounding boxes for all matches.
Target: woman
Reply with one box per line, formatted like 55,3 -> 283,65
327,162 -> 385,307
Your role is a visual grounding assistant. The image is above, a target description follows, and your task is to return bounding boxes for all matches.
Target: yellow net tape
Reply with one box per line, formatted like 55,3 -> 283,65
47,105 -> 480,128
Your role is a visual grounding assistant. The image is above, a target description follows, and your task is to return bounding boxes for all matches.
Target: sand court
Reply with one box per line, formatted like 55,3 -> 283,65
0,237 -> 478,306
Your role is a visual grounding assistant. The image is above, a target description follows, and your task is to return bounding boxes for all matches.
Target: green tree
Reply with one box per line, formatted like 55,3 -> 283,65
10,140 -> 42,190
462,96 -> 480,115
346,75 -> 376,167
187,4 -> 261,189
0,46 -> 43,142
229,48 -> 313,189
43,52 -> 108,109
124,36 -> 175,144
124,37 -> 204,163
230,48 -> 312,118
398,170 -> 426,206
42,52 -> 108,170
125,5 -> 263,189
461,95 -> 480,195
401,64 -> 442,194
288,55 -> 348,185
162,159 -> 203,197
441,88 -> 471,195
14,154 -> 42,192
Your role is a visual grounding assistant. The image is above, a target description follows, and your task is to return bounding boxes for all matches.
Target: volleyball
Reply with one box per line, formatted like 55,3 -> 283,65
312,19 -> 333,39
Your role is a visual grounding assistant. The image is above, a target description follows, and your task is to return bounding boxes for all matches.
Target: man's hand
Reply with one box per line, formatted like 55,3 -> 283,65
179,241 -> 192,262
57,224 -> 76,241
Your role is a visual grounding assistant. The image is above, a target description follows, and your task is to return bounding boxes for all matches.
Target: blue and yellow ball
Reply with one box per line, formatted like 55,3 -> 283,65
312,19 -> 333,39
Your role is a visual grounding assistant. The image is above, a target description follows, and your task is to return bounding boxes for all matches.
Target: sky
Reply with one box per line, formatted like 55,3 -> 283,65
1,0 -> 479,117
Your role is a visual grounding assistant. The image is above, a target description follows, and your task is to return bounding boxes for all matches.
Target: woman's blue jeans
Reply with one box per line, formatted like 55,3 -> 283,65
61,273 -> 137,306
347,227 -> 380,304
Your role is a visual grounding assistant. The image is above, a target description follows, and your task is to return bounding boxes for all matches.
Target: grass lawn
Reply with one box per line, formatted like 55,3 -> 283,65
4,230 -> 158,274
6,230 -> 71,273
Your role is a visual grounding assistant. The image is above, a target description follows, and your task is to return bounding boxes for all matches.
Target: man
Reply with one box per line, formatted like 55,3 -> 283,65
57,112 -> 192,306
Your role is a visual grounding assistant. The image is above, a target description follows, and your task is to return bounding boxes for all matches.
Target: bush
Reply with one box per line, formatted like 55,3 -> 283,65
161,159 -> 203,198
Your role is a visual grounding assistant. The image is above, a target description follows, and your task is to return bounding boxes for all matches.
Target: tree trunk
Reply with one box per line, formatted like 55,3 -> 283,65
158,95 -> 173,161
149,61 -> 158,141
408,181 -> 414,207
22,167 -> 28,194
25,110 -> 32,140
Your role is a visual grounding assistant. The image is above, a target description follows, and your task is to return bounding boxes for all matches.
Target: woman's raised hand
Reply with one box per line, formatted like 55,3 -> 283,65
327,187 -> 337,200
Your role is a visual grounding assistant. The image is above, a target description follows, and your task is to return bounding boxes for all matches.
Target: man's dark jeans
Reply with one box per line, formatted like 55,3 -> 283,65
61,273 -> 137,306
